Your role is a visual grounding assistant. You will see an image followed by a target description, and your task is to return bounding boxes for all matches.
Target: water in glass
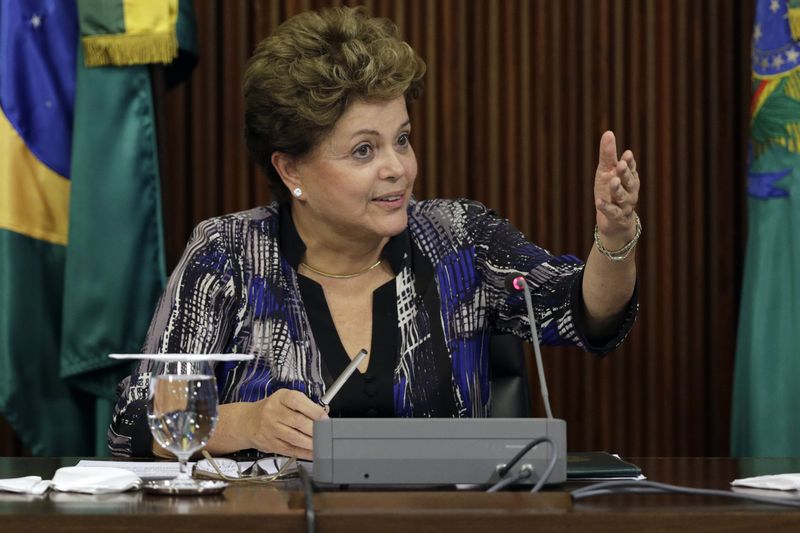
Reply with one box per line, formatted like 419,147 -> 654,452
147,361 -> 219,486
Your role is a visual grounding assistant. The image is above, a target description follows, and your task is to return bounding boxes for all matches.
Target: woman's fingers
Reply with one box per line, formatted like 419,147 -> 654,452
282,390 -> 328,421
248,389 -> 328,458
603,173 -> 636,209
597,130 -> 618,171
274,437 -> 314,461
276,421 -> 314,450
621,149 -> 636,171
607,154 -> 639,204
279,391 -> 326,437
598,182 -> 634,217
620,152 -> 640,192
610,177 -> 626,202
594,134 -> 640,240
613,160 -> 633,191
595,136 -> 639,204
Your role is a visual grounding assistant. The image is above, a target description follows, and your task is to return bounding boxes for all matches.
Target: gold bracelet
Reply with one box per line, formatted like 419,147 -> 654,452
594,213 -> 642,261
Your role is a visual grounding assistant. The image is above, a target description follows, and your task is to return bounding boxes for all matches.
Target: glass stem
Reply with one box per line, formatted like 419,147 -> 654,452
176,453 -> 192,481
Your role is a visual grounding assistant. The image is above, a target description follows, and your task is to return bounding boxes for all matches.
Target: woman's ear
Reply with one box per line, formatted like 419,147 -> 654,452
271,152 -> 301,195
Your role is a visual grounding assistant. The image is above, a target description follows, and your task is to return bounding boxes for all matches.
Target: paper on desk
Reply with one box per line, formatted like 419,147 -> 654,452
76,460 -> 189,480
731,473 -> 800,491
572,474 -> 647,481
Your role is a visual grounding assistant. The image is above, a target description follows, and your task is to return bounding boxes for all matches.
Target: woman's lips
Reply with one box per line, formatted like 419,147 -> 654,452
372,191 -> 405,209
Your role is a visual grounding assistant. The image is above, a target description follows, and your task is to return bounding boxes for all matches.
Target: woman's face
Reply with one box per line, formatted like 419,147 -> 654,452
293,96 -> 417,242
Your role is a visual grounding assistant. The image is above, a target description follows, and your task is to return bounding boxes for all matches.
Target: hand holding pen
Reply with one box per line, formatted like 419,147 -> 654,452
234,349 -> 368,460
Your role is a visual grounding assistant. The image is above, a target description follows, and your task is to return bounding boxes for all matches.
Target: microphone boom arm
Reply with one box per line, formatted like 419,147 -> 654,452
508,275 -> 554,419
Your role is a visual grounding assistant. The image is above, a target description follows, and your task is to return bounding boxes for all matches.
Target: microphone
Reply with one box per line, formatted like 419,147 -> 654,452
505,274 -> 553,419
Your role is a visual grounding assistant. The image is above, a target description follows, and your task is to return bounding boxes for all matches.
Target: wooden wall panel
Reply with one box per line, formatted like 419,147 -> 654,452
0,0 -> 755,457
159,0 -> 757,457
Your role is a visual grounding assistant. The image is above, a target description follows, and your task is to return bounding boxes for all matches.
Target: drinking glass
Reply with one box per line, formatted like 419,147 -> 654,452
146,360 -> 219,488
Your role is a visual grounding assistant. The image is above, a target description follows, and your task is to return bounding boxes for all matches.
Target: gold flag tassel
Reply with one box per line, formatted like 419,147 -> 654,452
83,31 -> 177,67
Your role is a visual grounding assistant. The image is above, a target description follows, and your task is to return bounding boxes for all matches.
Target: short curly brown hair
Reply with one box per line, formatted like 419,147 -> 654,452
244,6 -> 427,202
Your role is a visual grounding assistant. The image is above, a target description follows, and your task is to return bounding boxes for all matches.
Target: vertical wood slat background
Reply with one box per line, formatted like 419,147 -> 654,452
0,0 -> 754,457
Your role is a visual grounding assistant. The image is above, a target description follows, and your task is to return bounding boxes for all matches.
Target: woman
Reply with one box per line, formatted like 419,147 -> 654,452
108,7 -> 640,460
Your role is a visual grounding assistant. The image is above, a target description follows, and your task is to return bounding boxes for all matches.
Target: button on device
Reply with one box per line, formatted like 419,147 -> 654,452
364,382 -> 378,397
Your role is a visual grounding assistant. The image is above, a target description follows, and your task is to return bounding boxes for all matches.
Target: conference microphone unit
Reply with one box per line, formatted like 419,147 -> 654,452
312,417 -> 566,486
312,272 -> 565,487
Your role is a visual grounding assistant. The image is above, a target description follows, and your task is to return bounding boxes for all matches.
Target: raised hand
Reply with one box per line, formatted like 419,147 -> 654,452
594,131 -> 640,250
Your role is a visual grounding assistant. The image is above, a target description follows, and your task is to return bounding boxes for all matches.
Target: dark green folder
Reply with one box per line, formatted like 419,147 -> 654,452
567,452 -> 642,479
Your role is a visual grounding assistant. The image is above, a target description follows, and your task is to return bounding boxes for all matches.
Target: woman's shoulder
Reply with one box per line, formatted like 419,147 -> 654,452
190,203 -> 281,236
408,197 -> 500,234
407,198 -> 503,254
408,197 -> 494,222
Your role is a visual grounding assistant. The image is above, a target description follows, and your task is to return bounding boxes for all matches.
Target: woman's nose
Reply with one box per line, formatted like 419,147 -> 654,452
380,150 -> 405,180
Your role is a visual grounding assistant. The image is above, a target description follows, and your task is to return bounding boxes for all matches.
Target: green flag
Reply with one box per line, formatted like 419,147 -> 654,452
731,0 -> 800,456
0,0 -> 196,456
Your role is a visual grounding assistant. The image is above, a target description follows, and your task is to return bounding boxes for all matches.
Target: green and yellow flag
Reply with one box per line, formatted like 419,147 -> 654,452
0,0 -> 196,455
732,0 -> 800,456
79,0 -> 180,67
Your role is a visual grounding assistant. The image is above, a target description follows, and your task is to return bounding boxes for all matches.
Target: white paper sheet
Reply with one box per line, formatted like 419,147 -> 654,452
75,460 -> 188,480
731,473 -> 800,491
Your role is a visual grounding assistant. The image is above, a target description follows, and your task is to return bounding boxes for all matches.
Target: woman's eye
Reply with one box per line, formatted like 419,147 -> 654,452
397,133 -> 410,147
353,144 -> 373,159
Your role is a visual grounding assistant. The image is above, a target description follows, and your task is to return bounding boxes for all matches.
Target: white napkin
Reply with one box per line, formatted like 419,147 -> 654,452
0,476 -> 51,495
51,466 -> 141,494
731,473 -> 800,491
0,467 -> 141,495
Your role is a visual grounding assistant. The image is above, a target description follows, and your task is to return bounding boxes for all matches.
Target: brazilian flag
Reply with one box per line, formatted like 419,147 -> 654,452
0,0 -> 196,455
732,0 -> 800,456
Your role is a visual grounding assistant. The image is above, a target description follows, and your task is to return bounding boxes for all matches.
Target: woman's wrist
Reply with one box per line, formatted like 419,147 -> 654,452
205,402 -> 256,455
595,213 -> 641,261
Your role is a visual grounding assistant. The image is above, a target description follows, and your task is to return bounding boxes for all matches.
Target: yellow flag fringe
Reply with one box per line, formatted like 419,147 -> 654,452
82,31 -> 178,67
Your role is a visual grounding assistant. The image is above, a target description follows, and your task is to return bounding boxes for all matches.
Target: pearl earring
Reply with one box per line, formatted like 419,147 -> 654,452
293,187 -> 302,198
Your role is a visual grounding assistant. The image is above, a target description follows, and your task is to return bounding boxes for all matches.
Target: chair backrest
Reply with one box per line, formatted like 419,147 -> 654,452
489,334 -> 532,417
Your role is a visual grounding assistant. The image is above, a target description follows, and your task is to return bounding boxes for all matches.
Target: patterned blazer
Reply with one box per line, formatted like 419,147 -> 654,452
108,199 -> 637,456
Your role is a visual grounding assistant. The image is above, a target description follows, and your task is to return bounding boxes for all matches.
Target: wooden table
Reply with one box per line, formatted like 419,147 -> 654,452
1,457 -> 799,532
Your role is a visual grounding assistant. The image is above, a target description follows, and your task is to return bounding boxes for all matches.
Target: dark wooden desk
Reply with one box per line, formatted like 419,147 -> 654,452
1,457 -> 799,532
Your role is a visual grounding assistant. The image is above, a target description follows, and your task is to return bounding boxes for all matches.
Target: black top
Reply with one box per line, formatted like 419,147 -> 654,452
278,204 -> 405,417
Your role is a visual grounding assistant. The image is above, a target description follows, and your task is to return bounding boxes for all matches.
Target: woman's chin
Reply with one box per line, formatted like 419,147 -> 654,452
371,212 -> 409,238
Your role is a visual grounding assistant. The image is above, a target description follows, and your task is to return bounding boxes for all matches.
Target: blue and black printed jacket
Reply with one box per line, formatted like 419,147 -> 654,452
108,199 -> 638,456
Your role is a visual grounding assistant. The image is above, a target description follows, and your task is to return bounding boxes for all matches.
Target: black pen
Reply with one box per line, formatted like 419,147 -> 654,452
320,348 -> 368,410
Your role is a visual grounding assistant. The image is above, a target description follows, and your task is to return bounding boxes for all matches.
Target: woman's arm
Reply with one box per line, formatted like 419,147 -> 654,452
151,402 -> 255,459
581,131 -> 640,339
110,218 -> 238,457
